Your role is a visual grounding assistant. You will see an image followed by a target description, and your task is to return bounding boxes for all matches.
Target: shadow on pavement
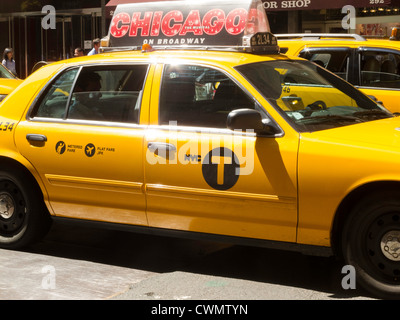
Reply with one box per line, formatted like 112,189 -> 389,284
24,220 -> 373,299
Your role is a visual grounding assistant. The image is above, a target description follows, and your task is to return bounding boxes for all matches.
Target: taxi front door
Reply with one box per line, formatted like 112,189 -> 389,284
144,64 -> 298,242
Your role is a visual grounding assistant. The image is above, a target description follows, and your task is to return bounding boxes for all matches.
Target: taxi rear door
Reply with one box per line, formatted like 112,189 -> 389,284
144,63 -> 298,242
15,63 -> 153,225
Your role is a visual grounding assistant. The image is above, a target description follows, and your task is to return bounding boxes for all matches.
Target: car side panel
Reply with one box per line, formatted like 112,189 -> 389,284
297,131 -> 400,247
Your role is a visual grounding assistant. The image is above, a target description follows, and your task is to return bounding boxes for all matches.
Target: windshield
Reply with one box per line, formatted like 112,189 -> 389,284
235,60 -> 393,132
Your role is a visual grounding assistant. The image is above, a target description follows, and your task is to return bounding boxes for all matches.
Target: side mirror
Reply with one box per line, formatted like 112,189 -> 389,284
227,108 -> 278,136
280,47 -> 289,54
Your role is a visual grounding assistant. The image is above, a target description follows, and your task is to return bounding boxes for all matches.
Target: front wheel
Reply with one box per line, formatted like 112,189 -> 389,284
0,169 -> 51,249
342,191 -> 400,299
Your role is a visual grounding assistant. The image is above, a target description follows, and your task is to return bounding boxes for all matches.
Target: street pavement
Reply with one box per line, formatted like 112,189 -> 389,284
0,220 -> 375,300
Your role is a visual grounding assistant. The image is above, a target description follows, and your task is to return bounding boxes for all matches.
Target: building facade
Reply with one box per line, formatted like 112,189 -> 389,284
1,0 -> 400,78
0,0 -> 105,78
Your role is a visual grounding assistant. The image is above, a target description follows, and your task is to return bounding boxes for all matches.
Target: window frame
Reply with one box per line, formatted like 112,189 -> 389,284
299,47 -> 356,84
356,47 -> 400,91
28,62 -> 151,127
157,62 -> 282,135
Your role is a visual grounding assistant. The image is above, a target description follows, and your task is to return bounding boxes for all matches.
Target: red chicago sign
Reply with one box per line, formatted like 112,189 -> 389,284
110,8 -> 251,39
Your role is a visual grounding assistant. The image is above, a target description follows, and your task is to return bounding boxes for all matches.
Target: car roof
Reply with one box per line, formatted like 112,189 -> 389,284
52,49 -> 291,69
277,34 -> 400,52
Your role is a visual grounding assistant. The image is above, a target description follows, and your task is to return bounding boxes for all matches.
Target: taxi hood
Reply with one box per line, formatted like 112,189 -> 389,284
301,117 -> 400,150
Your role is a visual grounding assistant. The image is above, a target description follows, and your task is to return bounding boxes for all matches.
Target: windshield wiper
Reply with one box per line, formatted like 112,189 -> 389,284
297,114 -> 363,124
352,109 -> 392,118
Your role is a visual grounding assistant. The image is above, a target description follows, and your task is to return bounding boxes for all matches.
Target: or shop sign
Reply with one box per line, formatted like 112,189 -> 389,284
262,0 -> 391,10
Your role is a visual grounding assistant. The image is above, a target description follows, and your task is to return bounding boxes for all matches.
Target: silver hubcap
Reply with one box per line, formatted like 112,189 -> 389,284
0,193 -> 14,219
380,230 -> 400,261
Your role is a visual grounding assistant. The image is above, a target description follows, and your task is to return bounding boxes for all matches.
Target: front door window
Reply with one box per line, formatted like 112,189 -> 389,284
159,64 -> 257,128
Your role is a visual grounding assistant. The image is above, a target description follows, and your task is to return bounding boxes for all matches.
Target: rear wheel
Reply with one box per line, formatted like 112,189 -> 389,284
0,169 -> 51,249
342,191 -> 400,299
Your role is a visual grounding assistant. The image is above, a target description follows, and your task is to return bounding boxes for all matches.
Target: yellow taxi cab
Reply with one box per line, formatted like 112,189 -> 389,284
0,0 -> 400,299
0,64 -> 22,102
277,32 -> 400,113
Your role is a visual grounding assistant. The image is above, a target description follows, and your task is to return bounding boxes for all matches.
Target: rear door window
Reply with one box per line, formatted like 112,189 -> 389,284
359,49 -> 400,89
32,64 -> 149,124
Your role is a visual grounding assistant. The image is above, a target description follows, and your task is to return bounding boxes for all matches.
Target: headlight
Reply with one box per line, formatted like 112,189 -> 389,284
0,95 -> 7,102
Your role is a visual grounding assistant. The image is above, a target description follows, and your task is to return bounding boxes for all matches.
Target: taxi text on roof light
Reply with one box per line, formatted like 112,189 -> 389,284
103,0 -> 280,54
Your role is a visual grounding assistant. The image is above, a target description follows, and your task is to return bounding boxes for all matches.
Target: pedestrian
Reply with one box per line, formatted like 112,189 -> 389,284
2,48 -> 17,76
74,47 -> 85,57
87,38 -> 100,56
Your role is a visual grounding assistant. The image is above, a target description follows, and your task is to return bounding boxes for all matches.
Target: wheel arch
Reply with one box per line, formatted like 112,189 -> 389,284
331,180 -> 400,257
0,155 -> 53,248
0,156 -> 48,204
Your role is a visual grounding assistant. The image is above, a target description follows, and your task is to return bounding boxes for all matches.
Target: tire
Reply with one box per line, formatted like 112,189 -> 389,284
0,168 -> 52,249
342,190 -> 400,299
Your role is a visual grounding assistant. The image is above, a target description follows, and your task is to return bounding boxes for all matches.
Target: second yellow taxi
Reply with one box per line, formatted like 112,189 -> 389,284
0,64 -> 22,102
277,31 -> 400,113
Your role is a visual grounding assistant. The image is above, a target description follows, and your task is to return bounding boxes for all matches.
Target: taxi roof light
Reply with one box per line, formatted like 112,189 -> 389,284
244,0 -> 270,35
141,43 -> 154,53
103,0 -> 279,55
390,27 -> 400,41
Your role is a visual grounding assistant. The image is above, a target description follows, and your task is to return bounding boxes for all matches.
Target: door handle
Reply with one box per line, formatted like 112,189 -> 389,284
147,142 -> 176,157
26,134 -> 47,142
